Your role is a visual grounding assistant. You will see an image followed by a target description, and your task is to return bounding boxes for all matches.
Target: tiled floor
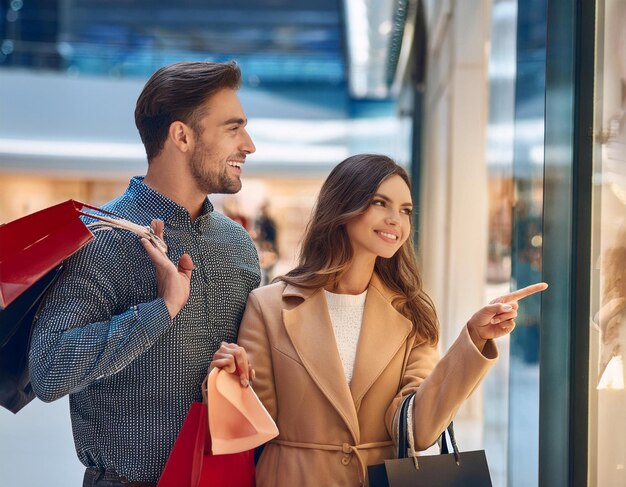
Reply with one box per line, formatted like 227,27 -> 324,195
0,396 -> 84,485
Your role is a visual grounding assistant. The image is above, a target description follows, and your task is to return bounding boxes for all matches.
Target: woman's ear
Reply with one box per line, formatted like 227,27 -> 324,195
168,121 -> 193,153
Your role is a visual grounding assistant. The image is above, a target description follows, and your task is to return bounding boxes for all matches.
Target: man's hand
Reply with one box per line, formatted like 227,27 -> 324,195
141,219 -> 194,319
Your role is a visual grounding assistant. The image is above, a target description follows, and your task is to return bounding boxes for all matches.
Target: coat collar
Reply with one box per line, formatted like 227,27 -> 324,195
281,274 -> 412,442
282,274 -> 403,303
349,276 -> 413,408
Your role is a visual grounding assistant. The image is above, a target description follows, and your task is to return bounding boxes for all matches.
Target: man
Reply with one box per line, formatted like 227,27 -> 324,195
29,61 -> 261,486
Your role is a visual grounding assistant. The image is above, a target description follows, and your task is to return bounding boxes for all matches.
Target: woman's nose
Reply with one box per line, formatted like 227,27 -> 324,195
385,213 -> 400,225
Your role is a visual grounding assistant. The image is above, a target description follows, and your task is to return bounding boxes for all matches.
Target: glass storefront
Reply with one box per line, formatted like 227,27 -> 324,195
411,0 -> 610,484
508,2 -> 547,485
589,0 -> 626,484
484,1 -> 518,484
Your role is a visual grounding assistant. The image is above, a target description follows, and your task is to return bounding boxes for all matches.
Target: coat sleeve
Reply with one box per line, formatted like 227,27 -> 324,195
237,291 -> 278,421
385,326 -> 498,450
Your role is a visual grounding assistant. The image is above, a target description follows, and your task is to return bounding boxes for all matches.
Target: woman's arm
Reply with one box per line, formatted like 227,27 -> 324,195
386,282 -> 547,450
209,291 -> 278,421
238,292 -> 278,420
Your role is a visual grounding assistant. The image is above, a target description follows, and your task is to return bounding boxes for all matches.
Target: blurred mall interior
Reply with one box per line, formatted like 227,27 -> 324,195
0,0 -> 624,486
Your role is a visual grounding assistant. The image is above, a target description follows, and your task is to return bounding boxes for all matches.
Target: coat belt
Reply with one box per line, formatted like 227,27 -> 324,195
271,438 -> 394,485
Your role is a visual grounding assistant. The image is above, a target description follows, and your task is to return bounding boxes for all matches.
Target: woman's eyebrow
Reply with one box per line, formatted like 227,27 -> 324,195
373,193 -> 413,206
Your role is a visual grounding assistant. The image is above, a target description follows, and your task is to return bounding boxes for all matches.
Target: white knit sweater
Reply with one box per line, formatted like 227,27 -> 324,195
323,289 -> 368,383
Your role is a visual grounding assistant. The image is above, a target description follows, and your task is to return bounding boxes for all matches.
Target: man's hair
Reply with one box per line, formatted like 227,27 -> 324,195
134,61 -> 242,161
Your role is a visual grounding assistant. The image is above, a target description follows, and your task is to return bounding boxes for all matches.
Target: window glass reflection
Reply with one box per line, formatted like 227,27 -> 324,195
509,0 -> 546,485
590,1 -> 626,484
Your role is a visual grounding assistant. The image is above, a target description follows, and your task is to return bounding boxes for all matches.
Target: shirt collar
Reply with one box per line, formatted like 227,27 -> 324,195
126,176 -> 214,229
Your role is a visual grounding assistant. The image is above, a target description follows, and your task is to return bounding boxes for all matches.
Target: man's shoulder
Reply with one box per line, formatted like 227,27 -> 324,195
212,211 -> 246,229
99,192 -> 144,220
100,194 -> 129,212
88,191 -> 160,231
209,212 -> 255,244
74,191 -> 145,261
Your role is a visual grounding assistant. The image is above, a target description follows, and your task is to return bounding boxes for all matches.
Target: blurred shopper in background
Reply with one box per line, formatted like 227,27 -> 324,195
223,194 -> 251,231
210,154 -> 547,486
28,61 -> 261,486
254,201 -> 279,285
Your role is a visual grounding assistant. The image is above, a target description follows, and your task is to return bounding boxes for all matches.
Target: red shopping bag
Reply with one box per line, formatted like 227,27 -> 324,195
0,199 -> 111,309
158,402 -> 255,487
0,199 -> 132,413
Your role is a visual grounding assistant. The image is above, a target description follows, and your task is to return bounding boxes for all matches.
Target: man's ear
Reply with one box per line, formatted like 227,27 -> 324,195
168,121 -> 193,153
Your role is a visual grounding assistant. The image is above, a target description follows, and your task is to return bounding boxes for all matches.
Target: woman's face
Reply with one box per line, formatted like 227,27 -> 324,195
345,175 -> 413,260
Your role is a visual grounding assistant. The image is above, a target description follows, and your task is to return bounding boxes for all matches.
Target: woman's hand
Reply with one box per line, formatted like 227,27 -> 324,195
209,342 -> 255,388
467,282 -> 549,351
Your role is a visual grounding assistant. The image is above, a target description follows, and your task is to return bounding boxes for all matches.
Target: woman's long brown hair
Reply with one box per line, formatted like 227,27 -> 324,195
278,154 -> 439,345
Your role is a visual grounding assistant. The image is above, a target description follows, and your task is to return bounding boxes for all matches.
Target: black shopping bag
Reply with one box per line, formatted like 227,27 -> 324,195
370,448 -> 492,487
367,394 -> 492,486
0,266 -> 62,413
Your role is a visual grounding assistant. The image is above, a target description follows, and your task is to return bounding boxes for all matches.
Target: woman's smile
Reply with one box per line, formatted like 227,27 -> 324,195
375,230 -> 400,243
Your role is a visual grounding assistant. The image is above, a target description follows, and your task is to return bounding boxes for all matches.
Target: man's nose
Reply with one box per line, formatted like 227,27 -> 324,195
242,130 -> 256,154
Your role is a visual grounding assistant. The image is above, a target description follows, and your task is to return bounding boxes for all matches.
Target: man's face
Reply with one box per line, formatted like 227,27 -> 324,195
188,88 -> 255,194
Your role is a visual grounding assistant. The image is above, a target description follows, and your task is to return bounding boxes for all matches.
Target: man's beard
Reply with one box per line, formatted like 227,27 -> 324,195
189,143 -> 242,195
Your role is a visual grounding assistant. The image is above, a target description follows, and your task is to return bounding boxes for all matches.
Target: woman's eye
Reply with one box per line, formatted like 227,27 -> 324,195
372,200 -> 385,206
402,208 -> 413,215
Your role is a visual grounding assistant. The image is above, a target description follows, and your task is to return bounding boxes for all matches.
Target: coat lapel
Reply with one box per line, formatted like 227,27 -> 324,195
282,285 -> 360,442
349,275 -> 413,408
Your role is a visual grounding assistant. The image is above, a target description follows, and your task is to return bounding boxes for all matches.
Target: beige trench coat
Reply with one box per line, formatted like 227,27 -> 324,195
237,274 -> 497,487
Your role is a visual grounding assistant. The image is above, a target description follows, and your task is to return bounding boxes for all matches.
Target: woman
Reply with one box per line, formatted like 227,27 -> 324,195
210,154 -> 547,486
